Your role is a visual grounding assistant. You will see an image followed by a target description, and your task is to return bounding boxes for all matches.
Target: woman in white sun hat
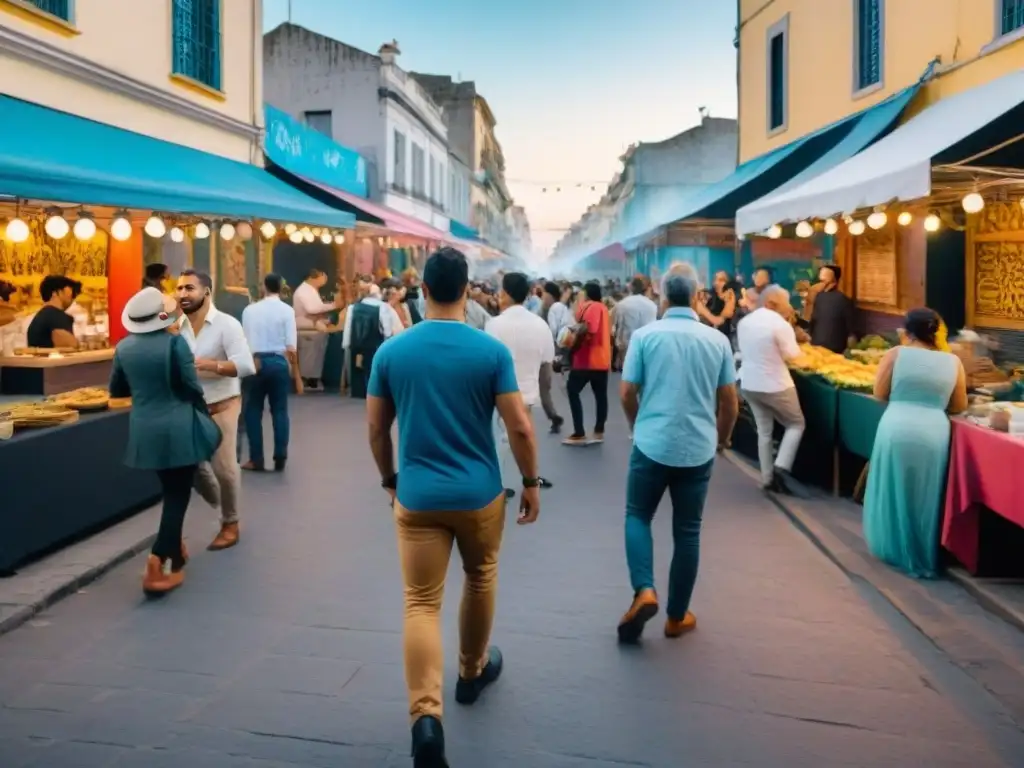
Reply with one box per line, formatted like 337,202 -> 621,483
110,287 -> 221,596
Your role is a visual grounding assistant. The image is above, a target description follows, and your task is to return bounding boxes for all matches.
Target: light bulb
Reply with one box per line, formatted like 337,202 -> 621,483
823,218 -> 839,236
44,214 -> 69,240
284,223 -> 298,235
924,214 -> 941,233
795,221 -> 814,238
110,216 -> 133,242
320,231 -> 332,245
236,222 -> 253,241
311,227 -> 322,237
962,192 -> 984,214
302,228 -> 314,243
289,231 -> 304,244
766,224 -> 782,239
4,217 -> 29,243
144,215 -> 166,239
194,222 -> 210,239
219,222 -> 236,241
897,211 -> 913,226
867,211 -> 887,230
73,216 -> 96,241
260,221 -> 277,239
848,220 -> 866,236
334,233 -> 345,245
169,226 -> 185,243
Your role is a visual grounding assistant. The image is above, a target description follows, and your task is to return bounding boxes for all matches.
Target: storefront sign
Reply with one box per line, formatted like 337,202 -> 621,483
264,104 -> 368,198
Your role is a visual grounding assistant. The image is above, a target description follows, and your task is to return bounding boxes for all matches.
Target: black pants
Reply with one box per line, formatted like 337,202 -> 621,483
153,465 -> 196,562
566,369 -> 609,438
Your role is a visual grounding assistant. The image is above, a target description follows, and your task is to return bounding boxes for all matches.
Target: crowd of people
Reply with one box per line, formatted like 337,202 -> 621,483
75,244 -> 971,766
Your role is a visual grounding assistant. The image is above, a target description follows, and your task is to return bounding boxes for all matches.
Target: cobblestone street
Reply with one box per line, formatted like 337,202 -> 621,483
1,391 -> 1023,767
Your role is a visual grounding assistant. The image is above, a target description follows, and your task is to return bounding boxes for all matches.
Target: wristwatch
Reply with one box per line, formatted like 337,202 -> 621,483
381,473 -> 398,490
522,476 -> 541,488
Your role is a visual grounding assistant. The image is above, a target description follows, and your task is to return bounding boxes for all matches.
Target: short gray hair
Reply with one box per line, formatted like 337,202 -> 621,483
759,284 -> 790,306
660,262 -> 700,308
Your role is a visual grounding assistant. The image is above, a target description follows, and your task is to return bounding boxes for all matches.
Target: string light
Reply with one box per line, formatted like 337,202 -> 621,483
961,192 -> 984,214
260,221 -> 277,239
44,212 -> 69,240
194,222 -> 210,239
289,230 -> 304,244
924,213 -> 941,232
284,223 -> 298,235
4,217 -> 29,243
795,221 -> 814,238
236,222 -> 253,241
73,214 -> 96,241
848,220 -> 866,236
766,224 -> 782,239
897,211 -> 913,226
169,226 -> 185,243
823,218 -> 839,235
110,212 -> 133,242
334,233 -> 345,245
302,228 -> 314,243
320,231 -> 332,245
144,215 -> 166,239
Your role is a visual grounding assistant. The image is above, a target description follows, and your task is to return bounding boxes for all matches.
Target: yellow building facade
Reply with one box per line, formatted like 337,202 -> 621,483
738,0 -> 1024,164
0,0 -> 264,164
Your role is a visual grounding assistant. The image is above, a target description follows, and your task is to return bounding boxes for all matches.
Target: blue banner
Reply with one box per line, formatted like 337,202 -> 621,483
264,104 -> 367,198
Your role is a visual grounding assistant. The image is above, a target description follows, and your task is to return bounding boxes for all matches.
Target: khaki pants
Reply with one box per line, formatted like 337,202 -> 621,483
195,397 -> 242,524
742,387 -> 805,486
395,493 -> 506,722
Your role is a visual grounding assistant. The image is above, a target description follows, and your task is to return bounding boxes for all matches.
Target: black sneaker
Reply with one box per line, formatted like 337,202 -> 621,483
455,646 -> 503,705
549,416 -> 564,434
273,457 -> 287,472
539,477 -> 554,489
410,715 -> 448,767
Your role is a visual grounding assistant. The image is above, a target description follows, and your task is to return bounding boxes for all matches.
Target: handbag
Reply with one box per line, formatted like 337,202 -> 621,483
559,302 -> 594,351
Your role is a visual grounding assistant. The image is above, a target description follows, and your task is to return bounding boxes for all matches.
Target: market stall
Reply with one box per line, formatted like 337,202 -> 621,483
0,392 -> 156,575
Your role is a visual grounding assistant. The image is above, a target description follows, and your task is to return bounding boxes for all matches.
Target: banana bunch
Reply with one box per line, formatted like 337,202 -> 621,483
790,344 -> 878,390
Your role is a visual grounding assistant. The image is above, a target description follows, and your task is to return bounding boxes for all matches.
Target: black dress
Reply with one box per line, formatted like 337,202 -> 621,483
706,287 -> 736,338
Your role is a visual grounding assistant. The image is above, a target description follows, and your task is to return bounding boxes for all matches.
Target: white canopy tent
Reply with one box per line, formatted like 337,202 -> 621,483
735,68 -> 1024,236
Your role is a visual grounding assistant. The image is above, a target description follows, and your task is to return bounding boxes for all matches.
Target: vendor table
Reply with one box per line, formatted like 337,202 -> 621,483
0,409 -> 160,575
941,420 -> 1024,577
0,348 -> 114,396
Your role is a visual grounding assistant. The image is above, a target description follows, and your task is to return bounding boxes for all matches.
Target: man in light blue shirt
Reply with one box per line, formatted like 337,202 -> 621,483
617,262 -> 738,644
241,273 -> 297,472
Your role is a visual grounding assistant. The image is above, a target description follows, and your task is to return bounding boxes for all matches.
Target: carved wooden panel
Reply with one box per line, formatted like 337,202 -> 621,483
855,227 -> 897,307
974,242 -> 1024,322
976,200 -> 1024,235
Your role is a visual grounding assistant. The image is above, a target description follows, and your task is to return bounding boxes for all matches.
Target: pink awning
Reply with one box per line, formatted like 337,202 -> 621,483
302,177 -> 450,242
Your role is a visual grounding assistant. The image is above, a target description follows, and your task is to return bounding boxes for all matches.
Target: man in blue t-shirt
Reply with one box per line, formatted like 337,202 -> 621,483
367,247 -> 540,767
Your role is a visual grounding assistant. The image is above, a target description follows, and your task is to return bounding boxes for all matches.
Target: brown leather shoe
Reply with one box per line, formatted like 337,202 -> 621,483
142,555 -> 184,596
664,612 -> 697,638
617,588 -> 659,644
208,522 -> 239,551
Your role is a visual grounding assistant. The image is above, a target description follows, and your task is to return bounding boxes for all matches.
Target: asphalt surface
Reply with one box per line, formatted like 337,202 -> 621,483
1,382 -> 1024,767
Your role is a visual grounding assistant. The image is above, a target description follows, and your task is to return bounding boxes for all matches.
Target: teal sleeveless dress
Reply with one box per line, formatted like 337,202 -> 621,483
862,347 -> 959,578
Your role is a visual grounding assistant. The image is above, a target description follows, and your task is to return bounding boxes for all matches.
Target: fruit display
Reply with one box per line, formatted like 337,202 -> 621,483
789,344 -> 878,391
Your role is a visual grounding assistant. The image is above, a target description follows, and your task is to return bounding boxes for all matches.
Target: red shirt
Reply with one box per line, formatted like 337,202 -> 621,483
571,300 -> 611,371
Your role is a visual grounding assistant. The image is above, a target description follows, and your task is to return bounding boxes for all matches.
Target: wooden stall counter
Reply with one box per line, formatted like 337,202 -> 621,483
0,348 -> 115,396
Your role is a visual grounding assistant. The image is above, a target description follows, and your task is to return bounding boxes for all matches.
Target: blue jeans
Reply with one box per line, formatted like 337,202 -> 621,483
624,447 -> 713,620
244,354 -> 291,465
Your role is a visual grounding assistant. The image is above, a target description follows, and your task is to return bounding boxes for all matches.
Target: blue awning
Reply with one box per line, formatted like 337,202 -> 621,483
449,219 -> 482,241
604,77 -> 925,250
0,95 -> 356,228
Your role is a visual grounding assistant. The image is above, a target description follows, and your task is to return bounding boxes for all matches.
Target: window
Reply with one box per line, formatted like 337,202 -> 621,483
854,0 -> 883,92
412,144 -> 426,197
172,0 -> 222,91
437,159 -> 445,207
304,111 -> 332,137
766,15 -> 789,133
393,130 -> 407,189
1002,0 -> 1024,35
23,0 -> 71,19
429,156 -> 436,202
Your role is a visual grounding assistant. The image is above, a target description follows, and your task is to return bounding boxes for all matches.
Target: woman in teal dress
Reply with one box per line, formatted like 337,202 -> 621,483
863,309 -> 968,578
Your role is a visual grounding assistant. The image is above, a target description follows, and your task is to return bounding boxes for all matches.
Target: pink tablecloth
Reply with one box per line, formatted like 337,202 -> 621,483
941,419 -> 1024,574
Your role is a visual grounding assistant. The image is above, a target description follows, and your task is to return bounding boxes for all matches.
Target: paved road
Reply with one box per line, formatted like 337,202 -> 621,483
1,384 -> 1023,767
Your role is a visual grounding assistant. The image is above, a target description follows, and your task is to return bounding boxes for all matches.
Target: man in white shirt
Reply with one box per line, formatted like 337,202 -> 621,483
736,285 -> 805,495
342,282 -> 401,398
292,268 -> 341,390
488,272 -> 555,492
241,273 -> 298,473
176,270 -> 256,550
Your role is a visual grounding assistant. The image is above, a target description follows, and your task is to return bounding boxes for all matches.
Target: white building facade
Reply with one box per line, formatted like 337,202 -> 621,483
0,0 -> 264,164
263,24 -> 450,232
